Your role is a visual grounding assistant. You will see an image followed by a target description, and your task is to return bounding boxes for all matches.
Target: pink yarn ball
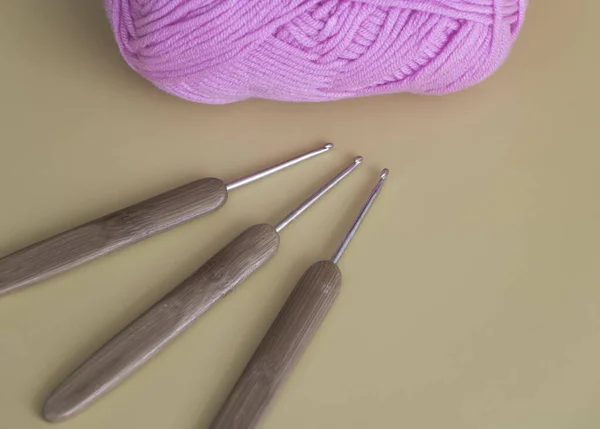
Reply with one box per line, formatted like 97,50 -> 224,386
104,0 -> 527,104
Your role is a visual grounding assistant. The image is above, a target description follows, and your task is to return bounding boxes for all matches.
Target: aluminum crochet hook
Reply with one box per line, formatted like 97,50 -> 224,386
43,157 -> 363,423
0,143 -> 333,295
210,169 -> 388,429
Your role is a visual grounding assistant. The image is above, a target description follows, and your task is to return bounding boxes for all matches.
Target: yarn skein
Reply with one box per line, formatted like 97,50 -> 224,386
104,0 -> 527,104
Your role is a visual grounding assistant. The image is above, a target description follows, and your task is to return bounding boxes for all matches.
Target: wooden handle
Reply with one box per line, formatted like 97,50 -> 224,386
210,260 -> 342,429
43,224 -> 280,422
0,178 -> 227,295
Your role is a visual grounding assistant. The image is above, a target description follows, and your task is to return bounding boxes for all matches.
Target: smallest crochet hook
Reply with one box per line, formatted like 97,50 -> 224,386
0,143 -> 333,296
210,169 -> 389,429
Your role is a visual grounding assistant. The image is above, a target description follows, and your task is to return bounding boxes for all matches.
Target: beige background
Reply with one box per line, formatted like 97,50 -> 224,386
1,1 -> 599,428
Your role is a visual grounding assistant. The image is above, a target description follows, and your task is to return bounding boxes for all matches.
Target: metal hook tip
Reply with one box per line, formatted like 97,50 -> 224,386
274,157 -> 362,233
330,167 -> 388,263
226,143 -> 334,191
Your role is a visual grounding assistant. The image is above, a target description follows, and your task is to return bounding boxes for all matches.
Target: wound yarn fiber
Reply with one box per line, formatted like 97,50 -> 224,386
104,0 -> 527,104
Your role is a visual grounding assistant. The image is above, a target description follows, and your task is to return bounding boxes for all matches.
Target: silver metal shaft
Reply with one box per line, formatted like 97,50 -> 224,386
331,169 -> 388,264
226,143 -> 334,191
274,157 -> 363,233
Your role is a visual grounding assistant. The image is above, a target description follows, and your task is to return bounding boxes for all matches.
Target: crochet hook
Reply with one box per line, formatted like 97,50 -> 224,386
43,157 -> 362,423
0,143 -> 333,295
210,169 -> 388,429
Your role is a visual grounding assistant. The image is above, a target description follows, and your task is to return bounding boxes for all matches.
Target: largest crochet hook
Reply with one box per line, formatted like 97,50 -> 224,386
43,156 -> 362,423
0,143 -> 333,295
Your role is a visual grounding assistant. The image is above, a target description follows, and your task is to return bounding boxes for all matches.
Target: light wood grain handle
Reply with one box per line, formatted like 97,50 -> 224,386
0,178 -> 227,295
210,260 -> 342,429
43,224 -> 280,422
